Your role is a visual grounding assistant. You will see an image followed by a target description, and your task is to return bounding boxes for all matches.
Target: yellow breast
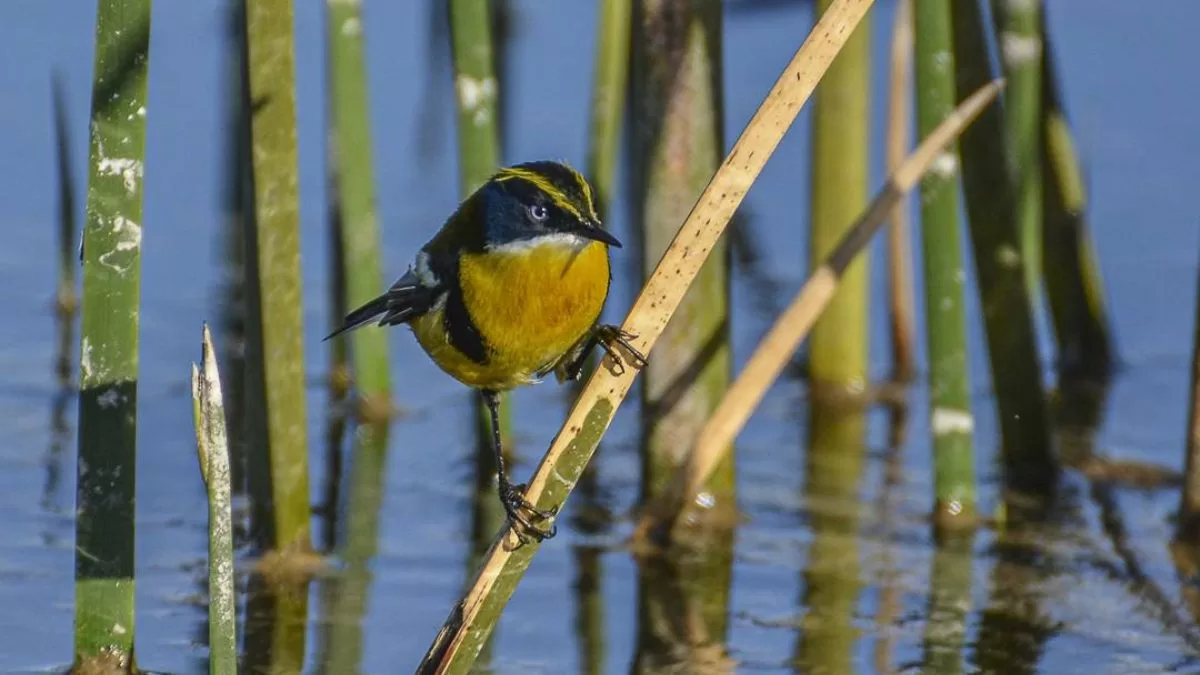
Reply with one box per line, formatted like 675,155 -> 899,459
413,239 -> 610,390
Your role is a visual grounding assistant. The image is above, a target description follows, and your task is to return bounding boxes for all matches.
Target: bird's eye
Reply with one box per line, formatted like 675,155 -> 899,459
528,203 -> 549,222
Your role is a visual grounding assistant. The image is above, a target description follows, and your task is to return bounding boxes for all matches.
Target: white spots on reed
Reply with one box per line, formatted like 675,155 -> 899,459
80,338 -> 94,379
932,49 -> 952,74
996,245 -> 1021,268
341,17 -> 361,36
98,216 -> 142,272
98,157 -> 143,195
455,75 -> 496,127
930,152 -> 959,178
112,216 -> 142,251
1000,33 -> 1042,67
932,407 -> 975,436
98,388 -> 122,408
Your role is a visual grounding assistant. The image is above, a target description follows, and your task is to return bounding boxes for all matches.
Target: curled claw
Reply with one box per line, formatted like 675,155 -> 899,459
499,479 -> 558,543
595,325 -> 648,373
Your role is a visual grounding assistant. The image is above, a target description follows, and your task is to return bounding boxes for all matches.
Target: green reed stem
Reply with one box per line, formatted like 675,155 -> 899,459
192,325 -> 238,675
587,0 -> 631,217
1040,25 -> 1114,380
448,0 -> 512,461
74,0 -> 151,666
631,0 -> 733,521
328,0 -> 392,414
807,0 -> 870,391
244,0 -> 311,554
914,0 -> 975,525
992,0 -> 1043,299
951,0 -> 1056,496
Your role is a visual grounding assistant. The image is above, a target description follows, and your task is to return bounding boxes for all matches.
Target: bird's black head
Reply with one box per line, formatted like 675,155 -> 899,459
480,161 -> 621,250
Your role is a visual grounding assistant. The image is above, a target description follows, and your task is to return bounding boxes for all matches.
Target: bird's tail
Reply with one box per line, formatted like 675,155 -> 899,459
324,294 -> 390,341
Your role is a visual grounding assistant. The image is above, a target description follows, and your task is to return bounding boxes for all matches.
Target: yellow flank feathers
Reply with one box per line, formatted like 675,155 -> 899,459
411,239 -> 610,390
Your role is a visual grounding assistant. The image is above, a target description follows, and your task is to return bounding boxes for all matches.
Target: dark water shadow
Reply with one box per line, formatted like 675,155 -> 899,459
243,573 -> 311,675
42,69 -> 78,517
314,422 -> 390,674
869,398 -> 911,675
631,543 -> 735,675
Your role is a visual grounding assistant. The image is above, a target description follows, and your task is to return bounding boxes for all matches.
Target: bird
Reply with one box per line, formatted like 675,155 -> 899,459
326,160 -> 646,542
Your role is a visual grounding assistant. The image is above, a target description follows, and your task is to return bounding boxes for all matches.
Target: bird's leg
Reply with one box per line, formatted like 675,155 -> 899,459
482,389 -> 557,542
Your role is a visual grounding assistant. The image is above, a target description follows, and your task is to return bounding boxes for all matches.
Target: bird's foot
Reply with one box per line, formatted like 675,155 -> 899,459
499,478 -> 558,543
594,324 -> 648,376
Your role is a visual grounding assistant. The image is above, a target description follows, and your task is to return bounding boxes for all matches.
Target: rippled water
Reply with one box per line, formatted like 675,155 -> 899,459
2,1 -> 1199,673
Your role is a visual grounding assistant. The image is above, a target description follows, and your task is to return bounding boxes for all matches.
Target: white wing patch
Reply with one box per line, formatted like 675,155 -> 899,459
413,250 -> 439,287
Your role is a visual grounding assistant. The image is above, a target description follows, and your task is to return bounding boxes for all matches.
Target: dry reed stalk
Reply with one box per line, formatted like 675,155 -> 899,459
886,0 -> 916,381
634,80 -> 1004,543
414,2 -> 876,672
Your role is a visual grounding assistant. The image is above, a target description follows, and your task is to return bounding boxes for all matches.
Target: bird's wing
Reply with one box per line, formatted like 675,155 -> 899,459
324,248 -> 449,340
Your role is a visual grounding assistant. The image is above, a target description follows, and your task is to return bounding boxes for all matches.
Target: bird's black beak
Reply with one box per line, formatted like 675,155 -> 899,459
577,219 -> 622,248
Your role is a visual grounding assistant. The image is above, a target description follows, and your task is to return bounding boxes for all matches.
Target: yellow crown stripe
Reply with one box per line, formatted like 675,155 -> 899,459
562,164 -> 598,221
495,166 -> 594,223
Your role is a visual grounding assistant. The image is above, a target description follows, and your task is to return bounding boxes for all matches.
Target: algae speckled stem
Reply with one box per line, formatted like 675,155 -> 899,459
952,0 -> 1056,497
415,4 -> 876,671
243,0 -> 311,555
914,0 -> 975,526
74,0 -> 151,667
631,0 -> 733,535
1040,23 -> 1114,380
191,324 -> 237,675
328,0 -> 391,416
449,0 -> 512,462
807,0 -> 870,394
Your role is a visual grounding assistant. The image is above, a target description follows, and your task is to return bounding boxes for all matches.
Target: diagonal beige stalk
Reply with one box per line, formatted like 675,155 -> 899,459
634,80 -> 1004,542
413,3 -> 876,672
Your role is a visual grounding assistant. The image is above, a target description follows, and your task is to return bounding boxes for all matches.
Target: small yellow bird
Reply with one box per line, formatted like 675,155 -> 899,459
327,161 -> 645,541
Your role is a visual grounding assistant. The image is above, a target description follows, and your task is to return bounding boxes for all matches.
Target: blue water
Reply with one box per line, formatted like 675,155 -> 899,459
2,0 -> 1200,672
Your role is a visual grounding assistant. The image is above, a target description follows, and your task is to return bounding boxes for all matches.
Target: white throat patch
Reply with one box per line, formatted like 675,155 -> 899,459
486,232 -> 591,254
